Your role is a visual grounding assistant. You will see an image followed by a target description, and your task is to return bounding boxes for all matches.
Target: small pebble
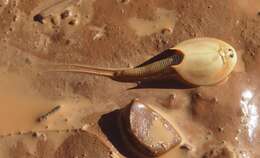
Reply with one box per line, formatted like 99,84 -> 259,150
61,10 -> 70,19
64,118 -> 69,122
117,0 -> 130,4
82,153 -> 87,157
180,144 -> 192,151
33,14 -> 44,24
161,27 -> 173,34
32,132 -> 41,138
218,127 -> 224,132
211,97 -> 218,103
68,19 -> 77,25
25,58 -> 31,65
9,27 -> 13,32
162,94 -> 177,109
119,99 -> 182,156
192,91 -> 202,99
32,132 -> 47,141
127,63 -> 134,68
17,131 -> 23,135
65,39 -> 71,45
42,134 -> 48,141
81,124 -> 90,131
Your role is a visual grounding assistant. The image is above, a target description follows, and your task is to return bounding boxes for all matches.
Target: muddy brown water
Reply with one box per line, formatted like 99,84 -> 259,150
0,0 -> 260,157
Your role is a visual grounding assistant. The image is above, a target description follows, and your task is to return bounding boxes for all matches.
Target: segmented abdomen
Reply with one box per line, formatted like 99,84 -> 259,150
115,54 -> 182,79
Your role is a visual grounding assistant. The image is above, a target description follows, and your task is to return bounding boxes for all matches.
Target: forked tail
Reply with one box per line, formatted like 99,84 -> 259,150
46,64 -> 127,77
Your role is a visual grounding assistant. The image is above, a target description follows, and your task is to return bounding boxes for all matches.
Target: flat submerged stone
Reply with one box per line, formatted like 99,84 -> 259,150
120,100 -> 182,157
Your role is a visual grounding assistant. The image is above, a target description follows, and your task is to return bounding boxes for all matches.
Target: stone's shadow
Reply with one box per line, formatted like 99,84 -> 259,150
98,110 -> 134,157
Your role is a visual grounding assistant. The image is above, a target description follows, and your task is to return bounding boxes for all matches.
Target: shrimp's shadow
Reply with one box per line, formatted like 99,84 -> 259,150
129,79 -> 197,90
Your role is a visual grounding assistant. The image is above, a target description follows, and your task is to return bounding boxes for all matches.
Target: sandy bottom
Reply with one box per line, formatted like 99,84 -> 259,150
0,0 -> 260,157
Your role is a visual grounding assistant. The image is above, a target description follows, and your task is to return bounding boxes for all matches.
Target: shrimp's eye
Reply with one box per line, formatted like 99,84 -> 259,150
227,48 -> 234,58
